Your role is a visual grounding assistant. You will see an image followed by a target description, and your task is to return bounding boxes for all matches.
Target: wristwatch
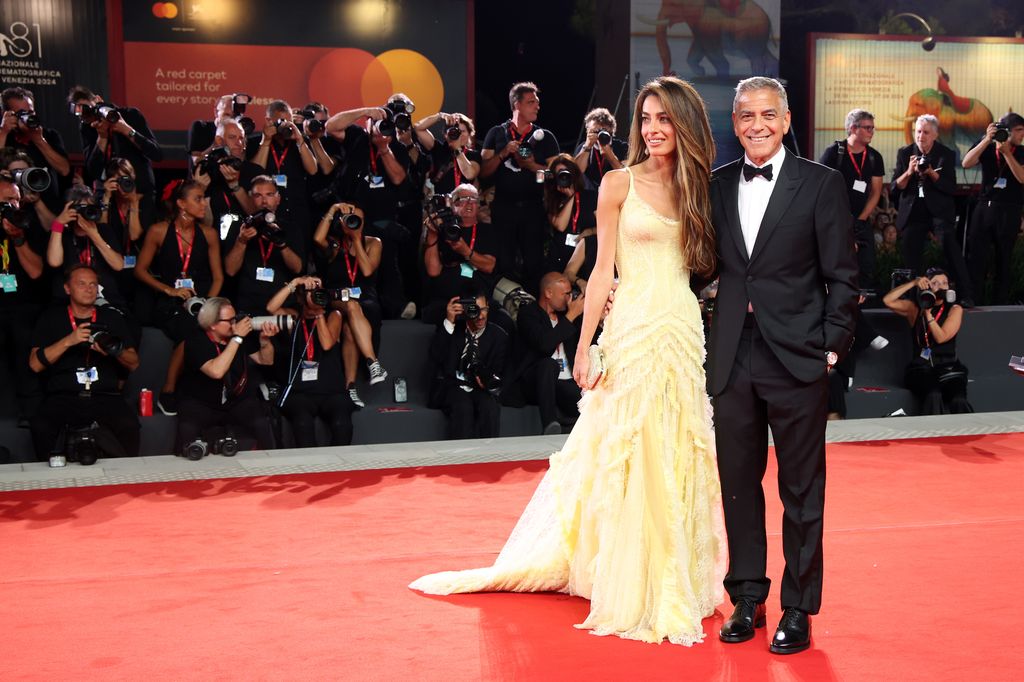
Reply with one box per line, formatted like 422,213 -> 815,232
825,351 -> 838,367
231,335 -> 244,345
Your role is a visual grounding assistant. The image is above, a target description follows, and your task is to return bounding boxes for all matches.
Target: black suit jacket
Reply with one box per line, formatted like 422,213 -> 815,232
891,141 -> 956,230
428,321 -> 509,404
707,153 -> 859,395
507,302 -> 581,386
80,107 -> 162,195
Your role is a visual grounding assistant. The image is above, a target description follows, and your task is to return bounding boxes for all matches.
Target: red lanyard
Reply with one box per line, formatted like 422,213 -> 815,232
847,148 -> 867,179
175,225 -> 194,277
301,320 -> 316,361
592,147 -> 604,175
570,193 -> 581,233
77,238 -> 92,267
68,306 -> 98,364
257,236 -> 274,267
222,191 -> 233,212
343,250 -> 359,286
369,145 -> 379,176
117,205 -> 133,254
508,121 -> 532,143
922,304 -> 945,348
270,145 -> 289,173
465,224 -> 477,252
205,330 -> 224,354
452,154 -> 462,187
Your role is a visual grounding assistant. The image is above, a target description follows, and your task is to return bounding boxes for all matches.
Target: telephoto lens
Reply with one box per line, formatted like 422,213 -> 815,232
249,314 -> 295,332
13,167 -> 51,193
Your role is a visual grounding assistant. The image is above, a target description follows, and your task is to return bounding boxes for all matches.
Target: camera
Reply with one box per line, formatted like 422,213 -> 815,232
445,124 -> 463,142
244,208 -> 286,246
182,433 -> 239,461
230,93 -> 251,117
0,201 -> 30,230
248,314 -> 294,332
4,167 -> 51,193
15,109 -> 41,129
429,193 -> 462,242
183,296 -> 206,316
917,287 -> 956,310
73,103 -> 121,124
199,146 -> 244,174
64,424 -> 101,466
915,155 -> 931,172
456,296 -> 482,320
994,123 -> 1010,144
72,201 -> 103,222
597,130 -> 612,146
310,288 -> 355,307
537,168 -> 574,189
116,175 -> 135,194
274,117 -> 294,139
517,144 -> 534,159
87,322 -> 126,357
331,211 -> 362,231
375,100 -> 415,137
460,338 -> 501,393
299,108 -> 324,134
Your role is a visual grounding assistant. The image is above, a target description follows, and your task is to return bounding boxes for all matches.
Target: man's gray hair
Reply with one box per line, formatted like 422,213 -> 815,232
845,109 -> 874,135
916,114 -> 939,133
733,77 -> 789,114
197,297 -> 231,330
215,118 -> 243,139
451,183 -> 478,198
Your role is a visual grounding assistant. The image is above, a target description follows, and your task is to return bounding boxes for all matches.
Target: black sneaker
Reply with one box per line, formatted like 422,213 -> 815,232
157,391 -> 178,416
348,386 -> 365,409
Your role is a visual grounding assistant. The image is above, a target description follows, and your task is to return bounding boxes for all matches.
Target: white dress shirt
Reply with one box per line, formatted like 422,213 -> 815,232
737,145 -> 786,258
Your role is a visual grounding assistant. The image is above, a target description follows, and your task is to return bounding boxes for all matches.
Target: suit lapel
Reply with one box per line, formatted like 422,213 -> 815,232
716,160 -> 747,264
748,153 -> 803,266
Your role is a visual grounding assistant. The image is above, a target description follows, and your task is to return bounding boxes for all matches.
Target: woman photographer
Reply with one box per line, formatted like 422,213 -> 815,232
135,179 -> 224,415
266,275 -> 355,446
100,157 -> 147,314
543,153 -> 596,273
313,200 -> 387,408
883,267 -> 972,414
414,111 -> 480,195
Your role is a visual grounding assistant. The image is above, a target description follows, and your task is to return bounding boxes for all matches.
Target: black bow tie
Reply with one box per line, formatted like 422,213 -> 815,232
743,163 -> 773,182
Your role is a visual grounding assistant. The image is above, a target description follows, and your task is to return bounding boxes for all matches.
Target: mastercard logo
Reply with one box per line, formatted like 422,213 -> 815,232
308,48 -> 445,119
151,2 -> 179,19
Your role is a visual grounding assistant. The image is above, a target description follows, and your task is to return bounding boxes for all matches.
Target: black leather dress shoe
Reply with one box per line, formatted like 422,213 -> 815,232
719,598 -> 766,643
769,608 -> 811,654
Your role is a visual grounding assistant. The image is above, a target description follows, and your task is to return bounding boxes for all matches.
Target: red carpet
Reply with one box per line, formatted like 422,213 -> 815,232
1,434 -> 1021,681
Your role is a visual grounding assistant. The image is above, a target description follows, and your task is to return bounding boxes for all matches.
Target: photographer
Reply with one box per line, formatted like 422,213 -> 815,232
883,268 -> 972,414
422,183 -> 500,325
28,264 -> 140,460
573,107 -> 627,191
2,86 -> 70,212
47,186 -> 126,309
0,171 -> 45,424
98,158 -> 148,314
135,180 -> 224,415
223,175 -> 303,315
542,153 -> 597,273
504,272 -> 584,435
819,109 -> 885,291
187,93 -> 258,174
313,200 -> 388,406
963,113 -> 1024,305
177,297 -> 279,453
481,82 -> 560,292
68,86 -> 162,206
892,114 -> 974,305
251,100 -> 318,250
266,275 -> 354,446
2,149 -> 57,237
199,119 -> 260,233
429,292 -> 508,439
414,111 -> 481,195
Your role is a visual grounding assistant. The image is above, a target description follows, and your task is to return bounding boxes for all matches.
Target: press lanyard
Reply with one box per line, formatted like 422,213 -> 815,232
68,306 -> 97,365
1,239 -> 9,272
176,225 -> 194,277
452,154 -> 462,187
257,236 -> 274,267
847,148 -> 867,179
464,224 -> 477,252
922,304 -> 945,348
570,193 -> 581,233
343,250 -> 359,286
270,145 -> 289,174
77,237 -> 92,267
592,147 -> 604,175
301,320 -> 316,361
117,205 -> 133,254
369,145 -> 379,176
507,121 -> 532,143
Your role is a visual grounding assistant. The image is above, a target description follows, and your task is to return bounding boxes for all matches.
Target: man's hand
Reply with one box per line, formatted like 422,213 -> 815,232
55,201 -> 77,226
261,117 -> 277,142
0,110 -> 17,135
236,226 -> 258,245
91,119 -> 110,140
259,321 -> 280,339
445,295 -> 463,325
193,164 -> 212,190
220,163 -> 241,186
998,138 -> 1015,157
567,293 -> 585,321
448,237 -> 471,258
169,287 -> 194,300
65,323 -> 93,348
371,130 -> 393,151
112,118 -> 134,138
291,275 -> 321,291
500,139 -> 520,161
983,122 -> 998,143
231,316 -> 254,338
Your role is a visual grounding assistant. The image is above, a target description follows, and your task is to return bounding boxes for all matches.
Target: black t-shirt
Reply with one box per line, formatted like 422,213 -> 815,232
233,233 -> 296,315
206,160 -> 265,244
272,316 -> 345,395
51,225 -> 125,307
180,326 -> 260,407
549,189 -> 598,265
337,124 -> 412,225
30,304 -> 133,394
153,224 -> 215,297
263,138 -> 312,227
818,141 -> 885,219
430,221 -> 500,301
574,137 -> 629,192
0,225 -> 48,310
428,136 -> 483,195
975,140 -> 1024,205
314,239 -> 380,300
482,121 -> 560,202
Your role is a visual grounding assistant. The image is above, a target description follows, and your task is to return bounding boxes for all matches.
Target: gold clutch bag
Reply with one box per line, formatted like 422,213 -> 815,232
587,344 -> 605,387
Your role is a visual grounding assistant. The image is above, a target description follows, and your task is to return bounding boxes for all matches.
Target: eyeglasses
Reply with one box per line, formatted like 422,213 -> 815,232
217,317 -> 234,323
453,197 -> 479,205
858,124 -> 875,131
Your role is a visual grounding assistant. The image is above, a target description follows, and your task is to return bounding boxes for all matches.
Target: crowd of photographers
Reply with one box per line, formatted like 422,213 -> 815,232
2,80 -> 1022,463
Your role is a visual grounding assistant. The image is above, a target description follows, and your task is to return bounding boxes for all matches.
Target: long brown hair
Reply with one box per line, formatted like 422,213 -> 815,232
627,77 -> 716,279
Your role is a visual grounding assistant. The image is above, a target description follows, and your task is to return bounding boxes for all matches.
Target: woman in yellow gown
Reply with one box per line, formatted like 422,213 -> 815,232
410,77 -> 727,647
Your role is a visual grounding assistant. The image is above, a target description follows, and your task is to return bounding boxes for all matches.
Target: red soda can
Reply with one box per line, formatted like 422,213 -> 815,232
139,389 -> 153,417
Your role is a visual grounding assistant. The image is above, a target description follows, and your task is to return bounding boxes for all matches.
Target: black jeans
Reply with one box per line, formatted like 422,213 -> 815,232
967,200 -> 1021,304
522,358 -> 581,427
0,306 -> 42,419
280,392 -> 354,447
30,392 -> 140,460
444,385 -> 501,439
175,394 -> 276,453
900,216 -> 973,298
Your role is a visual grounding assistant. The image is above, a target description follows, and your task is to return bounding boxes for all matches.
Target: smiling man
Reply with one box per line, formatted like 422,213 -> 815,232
707,77 -> 859,655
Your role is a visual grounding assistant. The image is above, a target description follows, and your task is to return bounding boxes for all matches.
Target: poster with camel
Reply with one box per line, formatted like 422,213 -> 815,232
812,34 -> 1024,185
631,0 -> 781,161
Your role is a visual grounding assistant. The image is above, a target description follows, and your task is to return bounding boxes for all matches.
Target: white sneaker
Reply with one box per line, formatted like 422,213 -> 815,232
400,301 -> 417,320
368,360 -> 388,385
870,335 -> 889,351
348,387 -> 365,409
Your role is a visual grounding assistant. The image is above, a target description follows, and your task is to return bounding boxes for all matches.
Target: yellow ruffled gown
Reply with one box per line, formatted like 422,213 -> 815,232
410,167 -> 727,646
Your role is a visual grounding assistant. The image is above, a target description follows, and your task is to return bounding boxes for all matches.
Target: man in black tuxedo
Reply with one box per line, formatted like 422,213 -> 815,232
892,114 -> 974,305
708,77 -> 859,654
